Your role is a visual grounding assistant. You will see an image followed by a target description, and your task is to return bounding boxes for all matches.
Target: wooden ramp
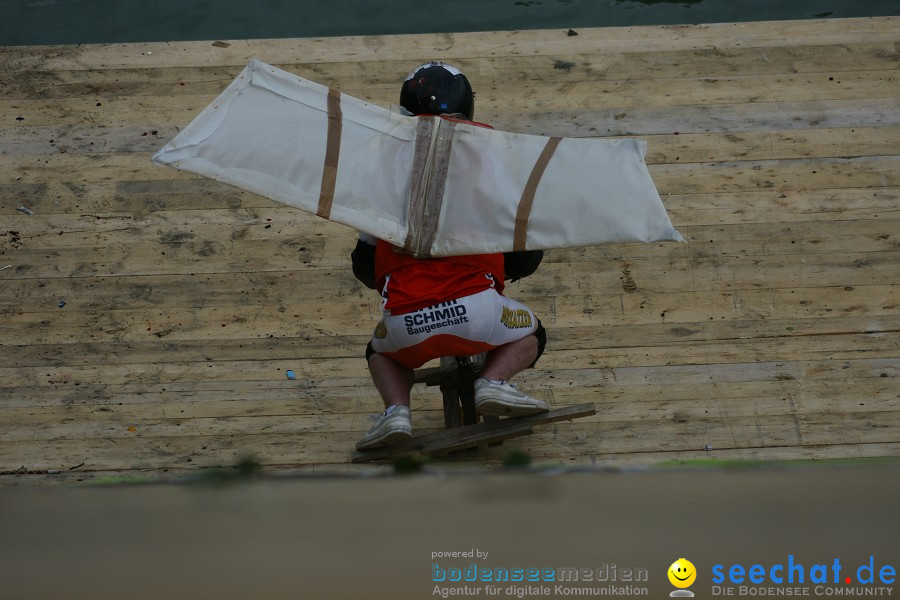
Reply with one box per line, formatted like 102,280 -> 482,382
1,17 -> 898,484
351,404 -> 599,463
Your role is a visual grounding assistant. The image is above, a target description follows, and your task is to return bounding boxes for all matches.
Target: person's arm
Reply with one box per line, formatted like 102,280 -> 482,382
351,233 -> 378,289
504,249 -> 543,283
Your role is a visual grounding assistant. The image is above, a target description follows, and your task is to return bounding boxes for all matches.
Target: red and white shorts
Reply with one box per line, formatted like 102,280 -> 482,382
369,288 -> 538,369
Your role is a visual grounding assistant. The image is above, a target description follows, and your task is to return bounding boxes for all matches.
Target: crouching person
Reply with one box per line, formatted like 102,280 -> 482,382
351,62 -> 549,450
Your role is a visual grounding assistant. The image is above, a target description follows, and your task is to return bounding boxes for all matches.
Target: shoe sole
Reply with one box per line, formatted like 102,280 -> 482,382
356,425 -> 412,451
475,397 -> 549,417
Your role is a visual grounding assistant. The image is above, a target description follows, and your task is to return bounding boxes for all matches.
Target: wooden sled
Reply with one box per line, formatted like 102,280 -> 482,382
351,355 -> 596,463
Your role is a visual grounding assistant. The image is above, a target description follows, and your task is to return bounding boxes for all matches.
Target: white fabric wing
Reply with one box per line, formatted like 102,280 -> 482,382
152,59 -> 683,257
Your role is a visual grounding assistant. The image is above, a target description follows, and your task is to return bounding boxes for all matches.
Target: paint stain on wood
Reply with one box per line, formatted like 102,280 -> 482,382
620,261 -> 637,293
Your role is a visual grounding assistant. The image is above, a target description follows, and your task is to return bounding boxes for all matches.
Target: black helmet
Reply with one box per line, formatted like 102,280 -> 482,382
400,61 -> 474,120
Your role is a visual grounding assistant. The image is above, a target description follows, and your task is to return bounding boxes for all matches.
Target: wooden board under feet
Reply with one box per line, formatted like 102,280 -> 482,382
351,403 -> 596,463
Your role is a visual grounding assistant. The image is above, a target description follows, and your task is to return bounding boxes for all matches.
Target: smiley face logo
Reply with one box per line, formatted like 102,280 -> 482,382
668,558 -> 697,588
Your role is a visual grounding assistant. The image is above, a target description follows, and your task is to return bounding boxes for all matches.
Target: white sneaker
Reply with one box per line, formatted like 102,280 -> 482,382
474,378 -> 549,417
356,405 -> 412,450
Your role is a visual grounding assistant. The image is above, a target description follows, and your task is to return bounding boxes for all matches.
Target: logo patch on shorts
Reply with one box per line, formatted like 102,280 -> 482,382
403,300 -> 469,335
500,306 -> 533,329
374,321 -> 388,339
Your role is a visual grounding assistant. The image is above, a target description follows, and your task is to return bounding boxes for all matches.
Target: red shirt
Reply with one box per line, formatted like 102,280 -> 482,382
374,240 -> 505,314
374,115 -> 503,314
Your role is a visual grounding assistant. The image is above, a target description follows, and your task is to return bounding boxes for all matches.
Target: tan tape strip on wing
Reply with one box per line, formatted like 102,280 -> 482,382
403,117 -> 436,254
401,116 -> 456,257
514,137 -> 561,251
317,88 -> 343,219
417,118 -> 456,257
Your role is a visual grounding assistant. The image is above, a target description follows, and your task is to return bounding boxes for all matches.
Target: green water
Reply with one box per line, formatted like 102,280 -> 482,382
4,0 -> 898,46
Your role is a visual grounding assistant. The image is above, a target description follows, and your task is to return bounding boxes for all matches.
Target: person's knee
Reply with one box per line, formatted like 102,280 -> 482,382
530,320 -> 547,368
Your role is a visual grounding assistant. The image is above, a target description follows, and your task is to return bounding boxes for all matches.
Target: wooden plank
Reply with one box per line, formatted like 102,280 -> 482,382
0,331 -> 895,397
5,98 -> 900,155
3,197 -> 899,250
18,401 -> 900,475
2,311 -> 896,375
1,273 -> 896,347
3,41 -> 898,102
663,188 -> 900,225
2,443 -> 899,486
2,222 -> 897,281
351,402 -> 597,462
3,378 -> 895,435
4,17 -> 897,73
3,364 -> 895,431
1,284 -> 895,346
492,98 -> 900,137
4,364 -> 897,462
5,64 -> 898,114
3,414 -> 896,473
3,179 -> 897,230
6,228 -> 900,288
2,206 -> 898,267
2,129 -> 900,188
351,424 -> 536,463
2,409 -> 897,472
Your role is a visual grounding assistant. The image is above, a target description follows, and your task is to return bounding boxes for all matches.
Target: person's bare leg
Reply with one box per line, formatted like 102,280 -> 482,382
480,334 -> 538,382
357,353 -> 414,450
475,334 -> 546,416
368,353 -> 414,409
